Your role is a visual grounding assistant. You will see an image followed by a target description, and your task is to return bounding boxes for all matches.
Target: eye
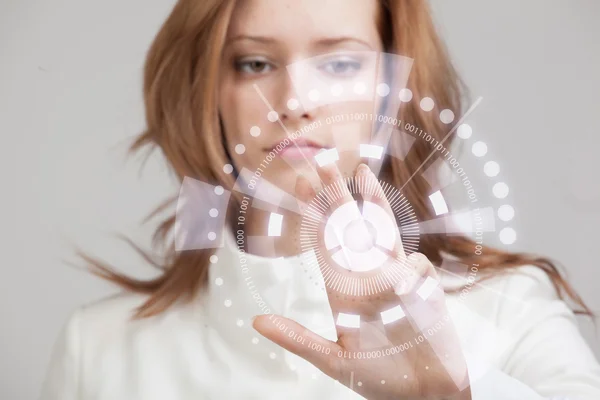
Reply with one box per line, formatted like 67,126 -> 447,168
235,58 -> 274,75
319,58 -> 362,78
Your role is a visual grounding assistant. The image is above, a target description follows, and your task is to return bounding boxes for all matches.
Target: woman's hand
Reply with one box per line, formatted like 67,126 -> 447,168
253,163 -> 471,400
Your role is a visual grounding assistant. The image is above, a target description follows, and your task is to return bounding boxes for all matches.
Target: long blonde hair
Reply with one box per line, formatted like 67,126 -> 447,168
77,0 -> 591,318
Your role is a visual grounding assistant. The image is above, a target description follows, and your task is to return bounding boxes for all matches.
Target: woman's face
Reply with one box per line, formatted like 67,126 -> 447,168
219,0 -> 383,195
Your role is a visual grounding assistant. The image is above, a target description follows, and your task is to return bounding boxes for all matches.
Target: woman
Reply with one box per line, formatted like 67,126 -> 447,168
40,0 -> 600,399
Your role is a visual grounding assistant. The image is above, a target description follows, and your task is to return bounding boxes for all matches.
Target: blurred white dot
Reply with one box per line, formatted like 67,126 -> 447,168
209,208 -> 219,217
224,299 -> 232,307
214,185 -> 224,195
267,111 -> 279,122
399,88 -> 413,102
236,319 -> 244,327
425,366 -> 429,370
376,83 -> 390,97
499,227 -> 517,245
208,231 -> 217,241
287,98 -> 299,110
440,109 -> 455,124
472,141 -> 488,157
381,380 -> 386,385
308,89 -> 320,102
484,161 -> 500,177
420,97 -> 434,111
210,255 -> 218,263
269,352 -> 277,359
215,277 -> 223,286
252,337 -> 259,344
498,205 -> 515,221
457,124 -> 472,139
331,84 -> 343,96
357,382 -> 363,387
493,182 -> 509,199
235,144 -> 246,154
290,364 -> 297,371
353,82 -> 366,94
250,126 -> 261,137
403,374 -> 408,379
222,164 -> 233,174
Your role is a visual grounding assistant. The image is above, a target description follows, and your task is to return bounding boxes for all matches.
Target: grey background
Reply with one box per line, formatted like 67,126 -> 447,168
1,0 -> 598,398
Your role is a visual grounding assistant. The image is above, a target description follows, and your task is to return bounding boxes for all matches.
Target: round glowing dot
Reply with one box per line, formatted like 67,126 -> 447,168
267,111 -> 279,122
215,277 -> 223,286
498,205 -> 515,221
499,227 -> 517,245
235,144 -> 246,154
331,84 -> 343,96
269,352 -> 277,359
399,88 -> 413,102
287,98 -> 299,110
493,182 -> 510,199
236,319 -> 244,327
224,299 -> 232,307
308,89 -> 320,102
207,231 -> 217,241
440,109 -> 455,124
381,380 -> 386,385
250,126 -> 261,137
214,185 -> 224,195
404,375 -> 408,379
210,255 -> 218,263
376,83 -> 390,97
353,82 -> 366,94
420,97 -> 434,112
222,164 -> 233,174
425,366 -> 429,370
457,124 -> 473,139
252,337 -> 259,344
484,161 -> 500,177
472,141 -> 488,157
357,382 -> 363,387
289,364 -> 297,371
209,208 -> 219,218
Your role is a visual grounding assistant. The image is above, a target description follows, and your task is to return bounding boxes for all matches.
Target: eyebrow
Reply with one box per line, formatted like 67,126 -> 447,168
227,35 -> 373,49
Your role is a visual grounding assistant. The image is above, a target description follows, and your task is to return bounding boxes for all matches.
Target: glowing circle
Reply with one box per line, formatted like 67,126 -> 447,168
210,255 -> 218,263
472,141 -> 488,157
267,111 -> 279,122
420,97 -> 434,111
353,82 -> 366,94
236,319 -> 244,327
224,299 -> 232,307
215,277 -> 223,286
399,88 -> 413,102
376,83 -> 390,97
208,231 -> 217,241
235,144 -> 246,154
499,227 -> 517,244
493,182 -> 509,199
331,84 -> 343,96
269,352 -> 277,359
308,89 -> 320,102
252,337 -> 259,344
457,124 -> 473,139
214,185 -> 224,195
498,205 -> 515,221
440,109 -> 455,124
223,164 -> 233,174
484,161 -> 500,177
287,98 -> 299,110
209,208 -> 219,217
250,126 -> 261,137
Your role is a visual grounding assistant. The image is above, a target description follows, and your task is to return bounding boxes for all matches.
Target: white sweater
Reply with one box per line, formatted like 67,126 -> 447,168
40,231 -> 600,399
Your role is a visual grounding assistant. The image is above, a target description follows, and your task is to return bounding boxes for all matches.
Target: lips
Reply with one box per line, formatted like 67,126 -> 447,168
269,138 -> 329,161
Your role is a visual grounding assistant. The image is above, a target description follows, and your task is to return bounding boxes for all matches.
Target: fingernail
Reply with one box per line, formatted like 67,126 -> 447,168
357,163 -> 370,176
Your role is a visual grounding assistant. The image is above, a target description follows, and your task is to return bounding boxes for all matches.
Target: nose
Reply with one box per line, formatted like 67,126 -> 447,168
276,73 -> 315,126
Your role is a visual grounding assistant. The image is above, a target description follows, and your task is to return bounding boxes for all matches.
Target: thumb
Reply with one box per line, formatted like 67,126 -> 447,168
252,314 -> 342,376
